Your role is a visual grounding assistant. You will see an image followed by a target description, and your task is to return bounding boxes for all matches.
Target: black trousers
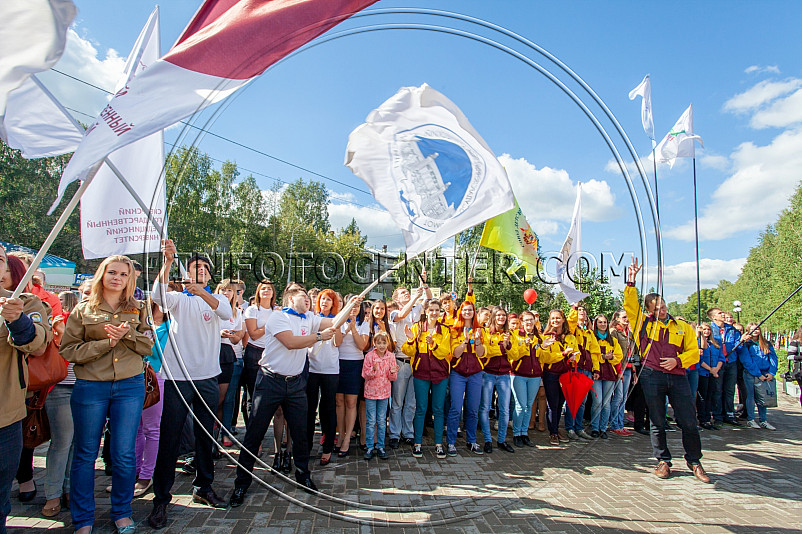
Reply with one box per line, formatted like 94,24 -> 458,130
306,373 -> 339,455
153,378 -> 219,506
235,369 -> 310,490
542,372 -> 565,436
628,371 -> 649,431
697,374 -> 721,424
241,345 -> 263,427
640,367 -> 702,465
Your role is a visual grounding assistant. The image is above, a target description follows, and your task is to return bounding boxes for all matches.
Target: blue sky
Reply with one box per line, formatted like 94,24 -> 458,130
37,1 -> 802,302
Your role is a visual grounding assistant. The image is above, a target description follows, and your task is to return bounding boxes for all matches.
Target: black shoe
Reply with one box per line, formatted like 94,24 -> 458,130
590,430 -> 600,439
521,436 -> 535,447
281,453 -> 293,474
700,422 -> 713,430
359,443 -> 368,452
181,457 -> 196,475
600,431 -> 609,440
17,481 -> 36,502
723,418 -> 742,427
337,448 -> 350,458
148,502 -> 168,529
389,438 -> 400,449
211,447 -> 222,460
229,486 -> 247,508
402,437 -> 414,445
635,428 -> 650,436
192,488 -> 228,509
497,441 -> 515,453
513,436 -> 523,447
483,442 -> 493,454
297,476 -> 318,494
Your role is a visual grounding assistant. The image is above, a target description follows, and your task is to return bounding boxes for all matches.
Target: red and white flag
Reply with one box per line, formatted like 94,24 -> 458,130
51,0 -> 377,212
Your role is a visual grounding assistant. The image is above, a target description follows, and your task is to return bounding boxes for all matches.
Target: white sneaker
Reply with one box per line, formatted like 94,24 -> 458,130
759,421 -> 776,431
746,420 -> 761,429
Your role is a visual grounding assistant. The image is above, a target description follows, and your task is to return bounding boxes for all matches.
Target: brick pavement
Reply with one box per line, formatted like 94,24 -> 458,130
9,392 -> 802,533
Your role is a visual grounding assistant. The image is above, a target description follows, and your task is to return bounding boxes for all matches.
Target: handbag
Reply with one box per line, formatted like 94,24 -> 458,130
143,363 -> 160,409
22,390 -> 51,449
26,340 -> 68,392
754,377 -> 778,408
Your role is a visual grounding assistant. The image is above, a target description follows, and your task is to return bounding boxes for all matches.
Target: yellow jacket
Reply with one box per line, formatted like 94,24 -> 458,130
539,332 -> 580,374
482,329 -> 515,375
401,321 -> 452,383
596,334 -> 623,380
623,285 -> 700,373
566,308 -> 601,372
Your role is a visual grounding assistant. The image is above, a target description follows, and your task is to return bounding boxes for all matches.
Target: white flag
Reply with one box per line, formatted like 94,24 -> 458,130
655,104 -> 704,169
0,0 -> 76,131
628,74 -> 655,144
49,0 -> 378,213
345,84 -> 515,256
1,76 -> 83,158
557,183 -> 590,304
80,7 -> 165,259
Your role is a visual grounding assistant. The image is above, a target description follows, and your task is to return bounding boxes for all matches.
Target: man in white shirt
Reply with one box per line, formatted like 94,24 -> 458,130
230,287 -> 358,506
149,240 -> 233,529
388,276 -> 432,448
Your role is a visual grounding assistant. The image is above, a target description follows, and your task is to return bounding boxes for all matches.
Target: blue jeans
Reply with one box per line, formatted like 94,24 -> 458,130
590,379 -> 617,432
743,370 -> 768,422
479,372 -> 511,444
45,384 -> 74,500
511,376 -> 542,436
610,369 -> 632,430
365,398 -> 389,449
389,360 -> 415,439
0,421 -> 22,534
564,369 -> 592,432
413,378 -> 448,445
70,375 -> 145,529
446,371 -> 482,445
222,358 -> 243,434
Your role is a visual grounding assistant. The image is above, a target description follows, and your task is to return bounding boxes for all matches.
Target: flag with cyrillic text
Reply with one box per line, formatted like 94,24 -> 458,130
50,0 -> 378,212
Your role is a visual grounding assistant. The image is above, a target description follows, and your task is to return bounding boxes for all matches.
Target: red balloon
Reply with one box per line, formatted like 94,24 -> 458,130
523,288 -> 538,305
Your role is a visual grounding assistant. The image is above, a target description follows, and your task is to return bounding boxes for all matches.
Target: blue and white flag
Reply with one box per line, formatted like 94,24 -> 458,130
628,74 -> 655,146
345,84 -> 515,256
557,183 -> 589,304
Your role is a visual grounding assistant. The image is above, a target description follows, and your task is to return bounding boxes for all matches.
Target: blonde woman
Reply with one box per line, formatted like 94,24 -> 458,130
61,255 -> 153,534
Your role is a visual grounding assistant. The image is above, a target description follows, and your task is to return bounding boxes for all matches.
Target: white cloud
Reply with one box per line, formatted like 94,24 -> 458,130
744,65 -> 781,75
698,152 -> 730,171
330,191 -> 357,203
722,78 -> 802,114
36,28 -> 125,121
750,88 -> 802,129
328,202 -> 402,248
656,257 -> 746,303
667,127 -> 802,241
499,154 -> 619,237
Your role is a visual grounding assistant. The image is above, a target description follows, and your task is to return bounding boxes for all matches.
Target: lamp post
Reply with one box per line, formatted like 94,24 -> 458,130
733,300 -> 742,324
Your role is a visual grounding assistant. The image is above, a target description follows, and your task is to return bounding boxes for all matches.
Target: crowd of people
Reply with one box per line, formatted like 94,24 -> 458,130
0,243 -> 791,533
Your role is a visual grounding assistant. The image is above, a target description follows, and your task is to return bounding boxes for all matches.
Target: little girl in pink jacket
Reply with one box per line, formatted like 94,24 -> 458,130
361,332 -> 398,459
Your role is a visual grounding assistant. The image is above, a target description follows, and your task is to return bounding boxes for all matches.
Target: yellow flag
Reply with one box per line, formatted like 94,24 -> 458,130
479,197 -> 539,278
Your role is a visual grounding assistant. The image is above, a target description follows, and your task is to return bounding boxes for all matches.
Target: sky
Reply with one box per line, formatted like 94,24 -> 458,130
34,0 -> 802,303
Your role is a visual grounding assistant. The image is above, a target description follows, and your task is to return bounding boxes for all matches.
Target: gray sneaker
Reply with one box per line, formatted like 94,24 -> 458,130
447,443 -> 458,457
467,442 -> 484,455
567,430 -> 579,440
577,430 -> 595,441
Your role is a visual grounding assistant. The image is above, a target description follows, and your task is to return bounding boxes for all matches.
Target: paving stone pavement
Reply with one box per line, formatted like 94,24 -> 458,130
9,392 -> 802,533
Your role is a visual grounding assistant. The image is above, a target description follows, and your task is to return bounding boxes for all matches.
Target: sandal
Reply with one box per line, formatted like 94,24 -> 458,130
319,453 -> 332,466
337,449 -> 350,458
42,499 -> 61,517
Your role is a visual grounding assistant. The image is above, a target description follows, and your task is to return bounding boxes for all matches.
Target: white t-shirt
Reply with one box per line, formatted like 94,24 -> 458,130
309,338 -> 340,374
221,312 -> 244,358
338,319 -> 370,361
390,304 -> 422,353
152,282 -> 233,381
260,310 -> 323,376
244,305 -> 274,348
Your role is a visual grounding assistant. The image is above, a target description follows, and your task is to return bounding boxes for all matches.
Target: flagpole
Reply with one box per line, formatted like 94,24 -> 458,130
652,145 -> 663,294
692,157 -> 701,327
9,161 -> 104,299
